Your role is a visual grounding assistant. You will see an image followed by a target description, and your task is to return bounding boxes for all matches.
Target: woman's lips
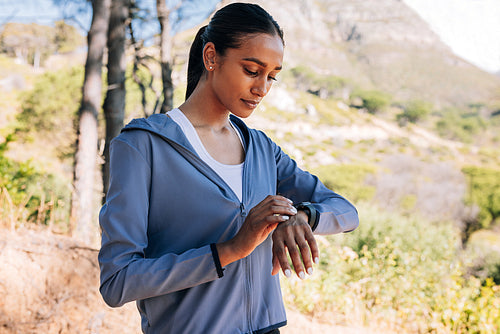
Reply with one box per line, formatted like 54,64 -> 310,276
241,99 -> 260,109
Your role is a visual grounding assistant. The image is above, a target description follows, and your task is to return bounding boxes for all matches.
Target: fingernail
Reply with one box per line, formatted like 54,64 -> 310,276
290,206 -> 297,214
282,215 -> 289,220
299,271 -> 305,280
284,269 -> 292,278
314,257 -> 319,264
307,267 -> 313,275
286,198 -> 293,204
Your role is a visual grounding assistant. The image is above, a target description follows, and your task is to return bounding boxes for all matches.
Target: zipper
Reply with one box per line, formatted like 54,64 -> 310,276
145,122 -> 257,330
239,132 -> 253,333
240,202 -> 247,217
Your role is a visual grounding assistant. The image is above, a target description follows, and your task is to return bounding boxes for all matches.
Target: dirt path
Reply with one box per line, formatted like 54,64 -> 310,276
282,309 -> 377,334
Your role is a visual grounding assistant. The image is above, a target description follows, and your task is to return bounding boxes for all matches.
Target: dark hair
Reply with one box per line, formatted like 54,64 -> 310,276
185,2 -> 284,99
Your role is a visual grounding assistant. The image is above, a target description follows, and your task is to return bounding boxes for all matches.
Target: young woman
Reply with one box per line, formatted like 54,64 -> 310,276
98,3 -> 358,333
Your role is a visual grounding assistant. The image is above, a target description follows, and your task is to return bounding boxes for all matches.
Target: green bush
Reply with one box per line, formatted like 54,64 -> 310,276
0,134 -> 69,227
281,203 -> 500,333
313,164 -> 377,203
17,66 -> 83,158
287,65 -> 348,99
353,89 -> 391,114
397,100 -> 432,124
435,108 -> 486,143
462,166 -> 500,229
17,66 -> 83,129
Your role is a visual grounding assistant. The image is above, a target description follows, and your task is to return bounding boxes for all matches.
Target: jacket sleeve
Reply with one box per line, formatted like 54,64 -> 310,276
272,140 -> 359,235
98,136 -> 220,308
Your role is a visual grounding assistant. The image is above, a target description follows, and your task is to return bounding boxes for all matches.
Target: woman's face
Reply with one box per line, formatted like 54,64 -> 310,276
210,33 -> 284,118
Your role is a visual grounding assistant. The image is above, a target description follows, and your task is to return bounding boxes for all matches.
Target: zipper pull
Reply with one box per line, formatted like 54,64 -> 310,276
240,202 -> 247,217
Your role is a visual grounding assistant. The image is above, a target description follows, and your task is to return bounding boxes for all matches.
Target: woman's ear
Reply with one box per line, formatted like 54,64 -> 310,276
203,42 -> 217,71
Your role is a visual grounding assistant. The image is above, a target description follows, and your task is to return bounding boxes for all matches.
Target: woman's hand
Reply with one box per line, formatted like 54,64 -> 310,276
217,195 -> 297,267
271,211 -> 319,279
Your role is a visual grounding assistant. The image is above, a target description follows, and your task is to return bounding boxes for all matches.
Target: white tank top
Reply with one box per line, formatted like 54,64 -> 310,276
167,108 -> 244,202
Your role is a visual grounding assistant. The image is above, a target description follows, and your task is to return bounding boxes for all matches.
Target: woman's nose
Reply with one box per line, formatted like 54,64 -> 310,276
251,78 -> 270,97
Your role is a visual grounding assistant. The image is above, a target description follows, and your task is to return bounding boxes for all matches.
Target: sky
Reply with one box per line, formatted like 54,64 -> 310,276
0,0 -> 219,38
403,0 -> 500,73
1,0 -> 499,73
0,0 -> 63,26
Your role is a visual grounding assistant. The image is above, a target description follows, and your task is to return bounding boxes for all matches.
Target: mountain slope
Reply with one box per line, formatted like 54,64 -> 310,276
234,0 -> 500,107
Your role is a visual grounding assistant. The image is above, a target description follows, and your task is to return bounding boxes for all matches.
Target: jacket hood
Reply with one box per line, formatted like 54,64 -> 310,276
122,114 -> 179,137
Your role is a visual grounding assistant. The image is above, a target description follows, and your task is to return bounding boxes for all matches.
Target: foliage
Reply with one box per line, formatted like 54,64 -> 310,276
313,163 -> 377,203
462,166 -> 500,229
0,22 -> 84,66
0,22 -> 55,66
396,100 -> 432,124
466,240 -> 500,286
16,66 -> 83,159
54,20 -> 85,53
352,89 -> 392,114
286,65 -> 349,99
0,134 -> 69,227
125,63 -> 162,118
436,107 -> 487,143
281,203 -> 500,333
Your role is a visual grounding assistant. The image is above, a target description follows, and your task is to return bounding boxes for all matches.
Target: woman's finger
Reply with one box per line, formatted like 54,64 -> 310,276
305,228 -> 320,266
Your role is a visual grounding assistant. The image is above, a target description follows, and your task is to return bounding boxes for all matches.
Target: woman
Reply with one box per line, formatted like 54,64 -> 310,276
98,3 -> 358,333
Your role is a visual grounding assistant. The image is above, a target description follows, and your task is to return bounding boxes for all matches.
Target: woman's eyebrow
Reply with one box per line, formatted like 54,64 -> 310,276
242,57 -> 282,70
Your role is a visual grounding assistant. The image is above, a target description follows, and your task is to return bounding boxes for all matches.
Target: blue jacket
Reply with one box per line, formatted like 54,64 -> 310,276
98,113 -> 359,334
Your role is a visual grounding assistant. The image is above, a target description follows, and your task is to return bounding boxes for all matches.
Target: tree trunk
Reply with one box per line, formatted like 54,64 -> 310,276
157,0 -> 173,114
102,0 -> 129,199
71,0 -> 111,245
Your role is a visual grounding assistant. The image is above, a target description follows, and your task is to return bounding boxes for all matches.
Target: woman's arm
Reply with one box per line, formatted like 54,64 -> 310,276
98,137 -> 222,307
271,139 -> 359,278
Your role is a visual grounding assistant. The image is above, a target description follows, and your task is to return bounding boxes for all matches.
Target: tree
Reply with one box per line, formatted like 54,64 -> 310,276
0,22 -> 55,68
102,0 -> 130,199
54,20 -> 85,53
155,0 -> 221,112
71,0 -> 111,244
157,0 -> 176,113
100,0 -> 221,197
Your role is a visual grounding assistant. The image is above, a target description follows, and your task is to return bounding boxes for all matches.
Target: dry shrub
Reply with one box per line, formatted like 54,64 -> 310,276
368,154 -> 466,222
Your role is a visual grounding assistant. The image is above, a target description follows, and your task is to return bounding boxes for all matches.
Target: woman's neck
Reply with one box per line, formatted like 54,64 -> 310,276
177,82 -> 245,165
178,82 -> 230,131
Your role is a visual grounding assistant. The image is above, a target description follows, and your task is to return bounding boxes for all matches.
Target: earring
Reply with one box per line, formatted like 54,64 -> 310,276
209,66 -> 213,70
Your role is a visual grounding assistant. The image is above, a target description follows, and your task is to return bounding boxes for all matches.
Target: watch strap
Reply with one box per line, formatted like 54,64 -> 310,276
294,202 -> 320,231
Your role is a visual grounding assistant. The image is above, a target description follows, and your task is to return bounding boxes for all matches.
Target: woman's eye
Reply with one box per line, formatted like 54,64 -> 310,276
268,76 -> 277,82
245,68 -> 258,76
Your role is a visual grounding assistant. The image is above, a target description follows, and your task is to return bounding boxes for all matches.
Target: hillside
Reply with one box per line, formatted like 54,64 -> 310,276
230,0 -> 500,108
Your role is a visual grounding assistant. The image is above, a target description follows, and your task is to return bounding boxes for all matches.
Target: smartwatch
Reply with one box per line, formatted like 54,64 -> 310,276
294,202 -> 319,231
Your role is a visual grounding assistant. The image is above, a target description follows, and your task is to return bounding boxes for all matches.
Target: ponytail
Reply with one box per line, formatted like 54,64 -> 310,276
185,25 -> 207,100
